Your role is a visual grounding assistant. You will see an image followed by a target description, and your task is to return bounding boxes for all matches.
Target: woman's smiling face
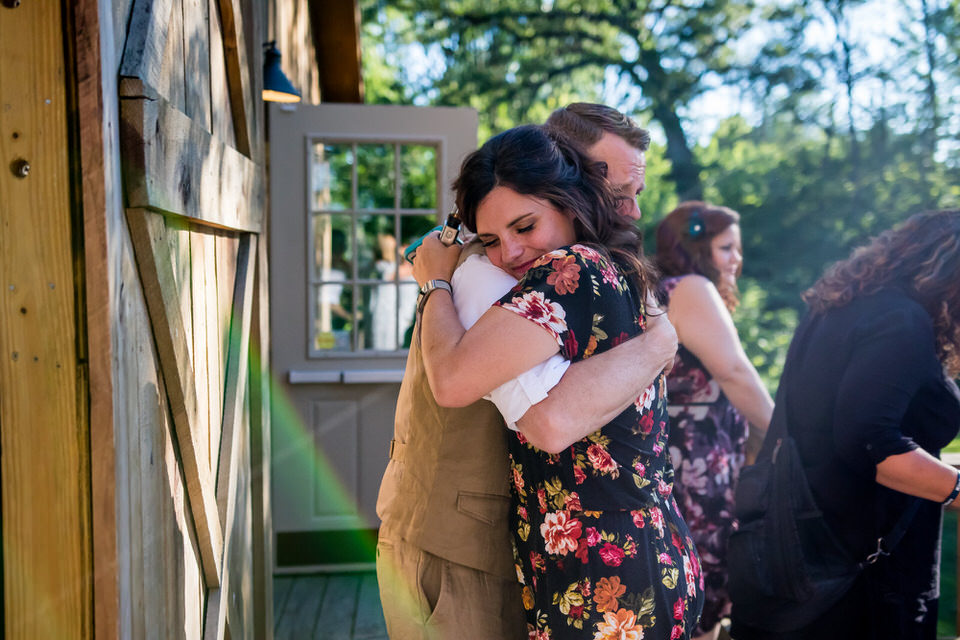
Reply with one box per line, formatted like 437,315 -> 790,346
710,223 -> 742,288
475,186 -> 577,279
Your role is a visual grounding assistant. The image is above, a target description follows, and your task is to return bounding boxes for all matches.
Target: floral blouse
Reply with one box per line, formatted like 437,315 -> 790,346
495,245 -> 705,639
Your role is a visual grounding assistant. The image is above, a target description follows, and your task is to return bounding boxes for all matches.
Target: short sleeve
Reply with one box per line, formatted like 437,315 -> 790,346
485,354 -> 570,430
451,253 -> 518,328
494,245 -> 614,360
833,302 -> 936,470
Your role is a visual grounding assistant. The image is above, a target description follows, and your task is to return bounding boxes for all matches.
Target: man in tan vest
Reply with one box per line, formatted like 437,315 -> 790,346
376,104 -> 670,639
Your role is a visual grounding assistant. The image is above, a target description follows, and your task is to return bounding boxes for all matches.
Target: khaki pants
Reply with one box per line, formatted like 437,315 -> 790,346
376,527 -> 527,639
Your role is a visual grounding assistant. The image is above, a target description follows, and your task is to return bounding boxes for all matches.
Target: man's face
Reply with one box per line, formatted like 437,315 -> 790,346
586,132 -> 647,221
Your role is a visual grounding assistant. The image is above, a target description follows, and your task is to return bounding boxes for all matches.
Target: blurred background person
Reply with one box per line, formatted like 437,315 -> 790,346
731,209 -> 960,640
655,201 -> 774,639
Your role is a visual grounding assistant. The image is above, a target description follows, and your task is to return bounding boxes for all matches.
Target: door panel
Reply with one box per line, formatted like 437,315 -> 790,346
269,102 -> 477,567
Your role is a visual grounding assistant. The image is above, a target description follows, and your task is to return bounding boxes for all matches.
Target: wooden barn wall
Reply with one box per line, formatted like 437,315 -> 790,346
83,0 -> 270,637
268,0 -> 321,104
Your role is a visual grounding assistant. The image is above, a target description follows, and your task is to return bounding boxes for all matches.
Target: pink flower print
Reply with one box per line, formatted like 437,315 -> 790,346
563,329 -> 579,359
512,467 -> 525,492
630,510 -> 645,529
501,291 -> 567,343
599,542 -> 625,567
658,552 -> 673,565
537,488 -> 548,514
657,478 -> 672,498
633,460 -> 646,476
540,511 -> 583,556
564,492 -> 582,512
673,598 -> 685,620
637,411 -> 654,436
571,244 -> 603,263
575,538 -> 591,564
634,384 -> 656,412
532,249 -> 568,269
586,444 -> 618,475
546,255 -> 581,295
585,527 -> 601,546
573,465 -> 587,485
671,626 -> 684,639
683,553 -> 698,597
600,262 -> 620,288
529,628 -> 550,640
649,507 -> 665,537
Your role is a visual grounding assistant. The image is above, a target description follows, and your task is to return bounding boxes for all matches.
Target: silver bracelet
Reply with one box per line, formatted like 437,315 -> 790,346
943,470 -> 960,506
416,279 -> 452,315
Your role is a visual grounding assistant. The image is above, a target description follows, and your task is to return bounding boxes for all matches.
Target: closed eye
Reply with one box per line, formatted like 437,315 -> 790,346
480,237 -> 499,248
516,224 -> 535,234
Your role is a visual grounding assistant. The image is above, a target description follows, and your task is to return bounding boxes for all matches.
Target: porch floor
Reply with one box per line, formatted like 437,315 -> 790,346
274,571 -> 387,640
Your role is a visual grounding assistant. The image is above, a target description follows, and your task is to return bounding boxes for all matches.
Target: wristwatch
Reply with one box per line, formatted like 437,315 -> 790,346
416,279 -> 452,315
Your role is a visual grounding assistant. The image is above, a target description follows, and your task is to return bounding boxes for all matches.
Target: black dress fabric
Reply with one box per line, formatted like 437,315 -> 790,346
732,289 -> 960,640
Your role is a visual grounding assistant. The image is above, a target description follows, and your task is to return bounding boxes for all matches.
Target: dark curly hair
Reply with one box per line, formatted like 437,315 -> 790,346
803,209 -> 960,375
453,124 -> 655,301
655,201 -> 742,311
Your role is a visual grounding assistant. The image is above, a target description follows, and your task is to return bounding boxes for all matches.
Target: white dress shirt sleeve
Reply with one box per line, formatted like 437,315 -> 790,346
451,254 -> 570,430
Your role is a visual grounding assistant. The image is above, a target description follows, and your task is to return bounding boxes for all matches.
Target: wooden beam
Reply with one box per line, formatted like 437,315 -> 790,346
214,0 -> 253,156
119,93 -> 263,233
203,234 -> 256,640
0,1 -> 92,636
310,0 -> 363,103
125,208 -> 223,586
72,0 -> 121,636
249,225 -> 275,638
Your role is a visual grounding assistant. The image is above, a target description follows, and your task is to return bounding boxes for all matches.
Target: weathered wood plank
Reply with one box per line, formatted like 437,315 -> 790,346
182,0 -> 212,131
275,576 -> 328,640
73,0 -> 121,635
0,2 -> 92,636
119,94 -> 262,232
250,232 -> 275,639
190,230 -> 211,473
314,574 -> 363,640
120,0 -> 187,110
203,234 -> 256,640
216,232 -> 239,434
125,208 -> 223,586
208,0 -> 237,148
213,0 -> 252,155
353,573 -> 388,639
205,231 -> 224,472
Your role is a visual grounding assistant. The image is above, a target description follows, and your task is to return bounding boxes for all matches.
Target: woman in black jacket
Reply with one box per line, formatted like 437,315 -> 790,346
732,209 -> 960,640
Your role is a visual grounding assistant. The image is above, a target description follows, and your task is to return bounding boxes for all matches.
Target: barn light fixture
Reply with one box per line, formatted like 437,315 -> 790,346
262,41 -> 301,103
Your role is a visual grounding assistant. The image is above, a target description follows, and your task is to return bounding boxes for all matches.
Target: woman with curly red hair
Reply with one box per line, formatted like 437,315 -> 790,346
654,202 -> 774,639
732,209 -> 960,640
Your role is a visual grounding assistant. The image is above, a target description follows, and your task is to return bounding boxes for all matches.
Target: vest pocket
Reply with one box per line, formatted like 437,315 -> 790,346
456,491 -> 510,526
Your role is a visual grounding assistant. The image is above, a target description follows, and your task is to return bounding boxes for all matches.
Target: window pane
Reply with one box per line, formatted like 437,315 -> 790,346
311,214 -> 353,282
358,283 -> 419,351
313,284 -> 353,352
311,143 -> 352,211
357,214 -> 396,280
400,145 -> 438,210
357,144 -> 395,210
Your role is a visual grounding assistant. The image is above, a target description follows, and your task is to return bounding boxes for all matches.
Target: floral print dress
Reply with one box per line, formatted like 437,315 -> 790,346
495,246 -> 705,640
660,275 -> 750,634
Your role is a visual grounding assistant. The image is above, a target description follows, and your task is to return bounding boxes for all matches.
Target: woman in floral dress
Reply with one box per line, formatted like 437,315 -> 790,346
654,203 -> 774,639
413,125 -> 705,639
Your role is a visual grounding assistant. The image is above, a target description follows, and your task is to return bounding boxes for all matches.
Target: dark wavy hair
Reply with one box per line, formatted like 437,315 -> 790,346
655,201 -> 742,310
803,209 -> 960,375
453,124 -> 655,301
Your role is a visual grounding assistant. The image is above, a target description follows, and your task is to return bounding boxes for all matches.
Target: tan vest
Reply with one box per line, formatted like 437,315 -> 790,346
376,329 -> 516,579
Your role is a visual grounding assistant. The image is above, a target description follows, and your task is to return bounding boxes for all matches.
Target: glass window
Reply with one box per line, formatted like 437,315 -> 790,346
307,139 -> 442,356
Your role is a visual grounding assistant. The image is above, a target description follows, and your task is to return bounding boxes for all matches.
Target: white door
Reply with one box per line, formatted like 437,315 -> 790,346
268,102 -> 478,569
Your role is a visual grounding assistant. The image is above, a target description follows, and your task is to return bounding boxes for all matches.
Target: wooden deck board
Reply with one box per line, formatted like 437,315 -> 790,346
313,574 -> 363,640
274,575 -> 328,639
274,572 -> 388,640
353,572 -> 388,639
